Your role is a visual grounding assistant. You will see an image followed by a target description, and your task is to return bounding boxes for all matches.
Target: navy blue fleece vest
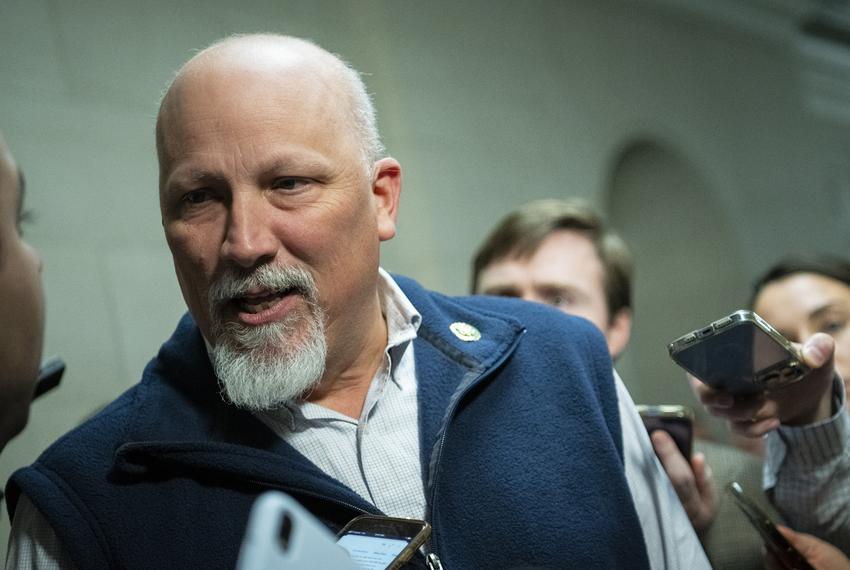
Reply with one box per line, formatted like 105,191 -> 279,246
8,275 -> 649,569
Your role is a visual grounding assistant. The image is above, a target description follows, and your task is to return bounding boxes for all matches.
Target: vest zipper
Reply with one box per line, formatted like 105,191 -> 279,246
424,328 -> 526,564
425,552 -> 444,570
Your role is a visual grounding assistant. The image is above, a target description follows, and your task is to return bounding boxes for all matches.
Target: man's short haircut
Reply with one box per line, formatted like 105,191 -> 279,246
471,198 -> 633,320
156,33 -> 386,174
751,253 -> 850,307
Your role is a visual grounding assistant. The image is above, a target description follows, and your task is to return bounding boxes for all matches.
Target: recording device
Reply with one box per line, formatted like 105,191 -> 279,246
667,310 -> 808,395
635,404 -> 694,459
33,355 -> 65,399
236,491 -> 358,570
726,482 -> 814,570
336,514 -> 431,570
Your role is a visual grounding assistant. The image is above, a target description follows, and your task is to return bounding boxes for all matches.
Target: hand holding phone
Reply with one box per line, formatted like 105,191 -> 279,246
727,482 -> 814,570
685,325 -> 837,438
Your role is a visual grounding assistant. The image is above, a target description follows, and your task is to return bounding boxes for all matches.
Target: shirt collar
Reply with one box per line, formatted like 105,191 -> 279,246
378,267 -> 421,353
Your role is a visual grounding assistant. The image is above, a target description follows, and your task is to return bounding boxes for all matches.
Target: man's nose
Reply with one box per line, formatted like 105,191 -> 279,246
521,292 -> 539,303
220,191 -> 278,268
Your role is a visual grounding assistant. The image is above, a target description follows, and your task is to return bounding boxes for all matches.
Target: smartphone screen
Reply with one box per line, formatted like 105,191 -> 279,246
336,515 -> 430,570
336,530 -> 412,570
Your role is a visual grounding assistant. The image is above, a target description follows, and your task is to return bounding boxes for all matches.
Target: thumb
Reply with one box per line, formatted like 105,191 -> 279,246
776,525 -> 819,559
802,333 -> 835,370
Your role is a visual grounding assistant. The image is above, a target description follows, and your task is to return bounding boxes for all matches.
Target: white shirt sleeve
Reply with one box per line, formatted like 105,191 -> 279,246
614,370 -> 711,569
763,374 -> 850,553
5,493 -> 77,570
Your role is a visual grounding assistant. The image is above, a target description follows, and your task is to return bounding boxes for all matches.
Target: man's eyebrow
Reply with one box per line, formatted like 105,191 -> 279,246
480,284 -> 520,295
259,154 -> 333,175
809,302 -> 849,321
166,169 -> 227,189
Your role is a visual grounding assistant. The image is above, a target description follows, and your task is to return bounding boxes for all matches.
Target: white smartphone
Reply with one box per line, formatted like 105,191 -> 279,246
668,310 -> 808,395
236,491 -> 359,570
336,514 -> 431,570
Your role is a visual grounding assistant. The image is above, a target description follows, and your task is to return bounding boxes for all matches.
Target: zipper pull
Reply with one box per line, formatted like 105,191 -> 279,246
425,552 -> 444,570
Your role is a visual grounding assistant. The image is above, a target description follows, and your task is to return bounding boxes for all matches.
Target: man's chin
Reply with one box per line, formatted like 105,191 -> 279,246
209,319 -> 328,410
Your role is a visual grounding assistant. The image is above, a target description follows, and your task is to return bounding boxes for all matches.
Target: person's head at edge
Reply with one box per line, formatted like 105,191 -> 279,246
751,253 -> 850,401
0,130 -> 45,452
471,198 -> 633,358
156,34 -> 402,413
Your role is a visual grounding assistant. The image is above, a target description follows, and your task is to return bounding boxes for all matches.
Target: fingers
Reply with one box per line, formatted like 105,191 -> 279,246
689,375 -> 732,408
651,430 -> 695,493
776,525 -> 850,569
801,333 -> 835,370
651,430 -> 716,534
728,416 -> 780,438
690,453 -> 715,501
690,379 -> 780,436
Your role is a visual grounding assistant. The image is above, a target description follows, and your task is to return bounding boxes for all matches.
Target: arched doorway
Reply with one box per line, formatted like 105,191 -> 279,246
605,139 -> 748,442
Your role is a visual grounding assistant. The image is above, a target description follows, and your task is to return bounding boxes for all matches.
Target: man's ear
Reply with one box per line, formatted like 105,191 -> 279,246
372,157 -> 402,242
606,307 -> 632,359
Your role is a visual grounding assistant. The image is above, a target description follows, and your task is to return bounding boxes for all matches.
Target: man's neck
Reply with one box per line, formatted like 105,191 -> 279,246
305,300 -> 388,419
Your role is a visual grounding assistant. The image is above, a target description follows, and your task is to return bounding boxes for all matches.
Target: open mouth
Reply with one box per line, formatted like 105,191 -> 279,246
234,288 -> 293,314
228,287 -> 302,325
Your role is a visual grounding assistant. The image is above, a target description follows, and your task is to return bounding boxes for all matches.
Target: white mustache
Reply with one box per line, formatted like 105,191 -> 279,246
208,265 -> 318,310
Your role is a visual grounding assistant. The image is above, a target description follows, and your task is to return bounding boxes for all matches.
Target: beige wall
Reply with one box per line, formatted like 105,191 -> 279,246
2,0 -> 849,551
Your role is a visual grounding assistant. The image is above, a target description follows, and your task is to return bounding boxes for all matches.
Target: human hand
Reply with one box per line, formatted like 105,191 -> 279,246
650,430 -> 717,535
690,333 -> 836,438
765,526 -> 850,570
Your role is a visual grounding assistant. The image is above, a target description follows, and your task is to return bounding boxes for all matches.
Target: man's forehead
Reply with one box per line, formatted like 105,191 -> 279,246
159,71 -> 349,176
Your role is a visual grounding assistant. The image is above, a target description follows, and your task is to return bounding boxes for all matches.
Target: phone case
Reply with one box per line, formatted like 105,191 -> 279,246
636,405 -> 694,458
726,482 -> 814,570
236,491 -> 359,570
667,310 -> 809,394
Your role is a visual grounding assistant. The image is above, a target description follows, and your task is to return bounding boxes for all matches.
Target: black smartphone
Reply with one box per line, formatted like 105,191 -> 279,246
635,404 -> 694,459
727,482 -> 814,570
33,355 -> 65,399
667,310 -> 808,395
336,514 -> 431,570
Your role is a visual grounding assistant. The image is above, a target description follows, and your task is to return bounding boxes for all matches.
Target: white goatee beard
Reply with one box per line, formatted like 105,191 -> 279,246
207,265 -> 328,411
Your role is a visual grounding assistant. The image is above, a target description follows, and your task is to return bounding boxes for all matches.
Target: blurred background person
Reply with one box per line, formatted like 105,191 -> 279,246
472,198 -> 778,569
0,130 -> 45,454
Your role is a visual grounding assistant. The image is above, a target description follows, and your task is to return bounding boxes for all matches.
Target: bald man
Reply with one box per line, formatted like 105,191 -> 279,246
0,132 -> 45,453
6,35 -> 703,569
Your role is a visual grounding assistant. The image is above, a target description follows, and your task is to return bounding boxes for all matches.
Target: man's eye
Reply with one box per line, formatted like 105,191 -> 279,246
820,319 -> 847,335
272,177 -> 309,191
183,189 -> 212,205
544,293 -> 571,308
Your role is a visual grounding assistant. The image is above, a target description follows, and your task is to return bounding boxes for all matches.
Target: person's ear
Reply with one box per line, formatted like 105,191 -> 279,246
372,157 -> 402,242
606,307 -> 632,359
